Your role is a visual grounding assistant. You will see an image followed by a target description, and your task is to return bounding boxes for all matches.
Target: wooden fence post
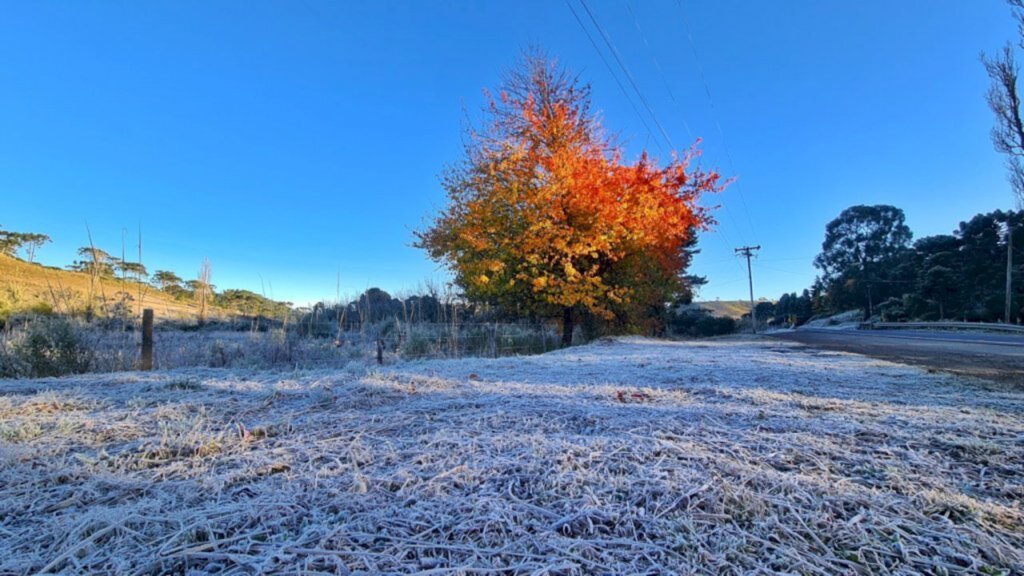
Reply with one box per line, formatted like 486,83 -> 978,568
376,338 -> 384,365
141,308 -> 154,370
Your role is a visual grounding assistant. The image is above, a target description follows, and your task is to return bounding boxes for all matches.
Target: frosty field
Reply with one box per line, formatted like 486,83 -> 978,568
1,337 -> 1022,575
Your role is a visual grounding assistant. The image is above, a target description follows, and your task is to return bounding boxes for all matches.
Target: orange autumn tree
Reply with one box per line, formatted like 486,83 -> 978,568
416,54 -> 724,345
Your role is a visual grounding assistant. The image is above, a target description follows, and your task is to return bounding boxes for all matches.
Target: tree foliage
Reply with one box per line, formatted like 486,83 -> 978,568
0,226 -> 51,262
416,54 -> 722,343
801,207 -> 1023,323
68,247 -> 117,277
152,270 -> 184,290
216,289 -> 290,318
114,260 -> 148,280
813,205 -> 912,315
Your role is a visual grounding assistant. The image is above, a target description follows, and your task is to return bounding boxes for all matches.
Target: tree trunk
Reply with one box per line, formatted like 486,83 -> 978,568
561,307 -> 574,347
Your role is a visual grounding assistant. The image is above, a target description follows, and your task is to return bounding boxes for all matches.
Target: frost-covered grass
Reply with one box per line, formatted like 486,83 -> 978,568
0,337 -> 1022,574
0,317 -> 555,378
0,321 -> 362,377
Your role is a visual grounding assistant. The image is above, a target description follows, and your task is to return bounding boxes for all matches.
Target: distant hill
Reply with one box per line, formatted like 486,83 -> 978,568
690,300 -> 753,319
0,254 -> 228,321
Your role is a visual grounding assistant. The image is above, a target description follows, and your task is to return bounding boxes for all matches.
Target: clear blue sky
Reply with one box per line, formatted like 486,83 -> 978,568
0,1 -> 1015,305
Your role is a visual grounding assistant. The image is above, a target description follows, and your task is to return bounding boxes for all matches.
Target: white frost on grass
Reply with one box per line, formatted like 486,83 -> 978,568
0,337 -> 1021,574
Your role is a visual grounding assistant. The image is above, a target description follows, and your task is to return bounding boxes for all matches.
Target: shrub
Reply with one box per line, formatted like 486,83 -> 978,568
1,317 -> 92,378
878,297 -> 906,322
668,308 -> 736,337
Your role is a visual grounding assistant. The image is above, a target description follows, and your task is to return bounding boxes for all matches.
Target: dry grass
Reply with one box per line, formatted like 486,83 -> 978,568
0,337 -> 1021,574
691,300 -> 755,320
0,254 -> 228,321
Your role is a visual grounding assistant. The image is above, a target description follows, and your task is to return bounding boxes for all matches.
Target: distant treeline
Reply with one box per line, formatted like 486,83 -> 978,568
295,285 -> 544,338
0,225 -> 291,321
759,206 -> 1023,326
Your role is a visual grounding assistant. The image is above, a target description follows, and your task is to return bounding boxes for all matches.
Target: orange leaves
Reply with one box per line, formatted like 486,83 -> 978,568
416,53 -> 725,324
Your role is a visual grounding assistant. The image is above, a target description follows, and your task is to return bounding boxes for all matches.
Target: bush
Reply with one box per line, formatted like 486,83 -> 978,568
0,317 -> 92,378
668,308 -> 736,337
695,315 -> 737,337
878,297 -> 906,322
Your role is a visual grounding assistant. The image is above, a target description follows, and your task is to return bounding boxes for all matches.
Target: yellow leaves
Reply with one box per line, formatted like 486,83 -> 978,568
531,277 -> 547,290
562,261 -> 578,279
477,274 -> 490,285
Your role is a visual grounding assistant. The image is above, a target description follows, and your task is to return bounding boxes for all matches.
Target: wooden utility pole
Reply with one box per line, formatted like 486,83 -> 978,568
141,308 -> 154,370
735,245 -> 761,334
1007,224 -> 1014,324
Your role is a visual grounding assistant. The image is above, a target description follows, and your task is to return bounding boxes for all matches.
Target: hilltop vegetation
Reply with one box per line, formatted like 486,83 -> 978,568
0,254 -> 212,322
0,229 -> 290,325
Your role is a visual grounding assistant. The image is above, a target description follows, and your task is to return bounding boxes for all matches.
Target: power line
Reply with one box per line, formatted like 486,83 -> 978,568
623,0 -> 749,251
564,0 -> 664,156
626,0 -> 758,266
676,0 -> 759,245
625,0 -> 694,144
565,0 -> 746,275
754,264 -> 812,277
577,0 -> 676,152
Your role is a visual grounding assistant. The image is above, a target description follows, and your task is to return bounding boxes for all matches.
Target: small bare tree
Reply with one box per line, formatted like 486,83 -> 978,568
984,0 -> 1024,206
196,258 -> 213,326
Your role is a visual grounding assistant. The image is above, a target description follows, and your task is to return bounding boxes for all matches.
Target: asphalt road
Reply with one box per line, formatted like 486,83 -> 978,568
771,328 -> 1024,386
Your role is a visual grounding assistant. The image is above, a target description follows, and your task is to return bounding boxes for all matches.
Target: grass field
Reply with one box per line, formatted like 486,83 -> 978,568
0,254 -> 226,321
1,337 -> 1021,574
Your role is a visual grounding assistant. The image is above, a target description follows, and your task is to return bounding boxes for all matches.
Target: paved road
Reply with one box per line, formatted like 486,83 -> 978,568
771,328 -> 1024,386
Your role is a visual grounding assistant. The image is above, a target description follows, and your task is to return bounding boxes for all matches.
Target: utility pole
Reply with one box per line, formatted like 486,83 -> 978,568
735,245 -> 761,334
1007,224 -> 1014,324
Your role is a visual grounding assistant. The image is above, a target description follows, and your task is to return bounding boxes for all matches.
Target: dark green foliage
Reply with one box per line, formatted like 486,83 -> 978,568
877,297 -> 907,322
802,207 -> 1023,323
152,270 -> 184,290
759,290 -> 815,328
163,285 -> 192,302
216,289 -> 291,318
813,205 -> 913,315
668,308 -> 736,337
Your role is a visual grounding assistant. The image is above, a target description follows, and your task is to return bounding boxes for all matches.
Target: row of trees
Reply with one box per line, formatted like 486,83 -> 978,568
2,228 -> 290,323
761,205 -> 1022,326
67,247 -> 148,279
298,286 -> 475,338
